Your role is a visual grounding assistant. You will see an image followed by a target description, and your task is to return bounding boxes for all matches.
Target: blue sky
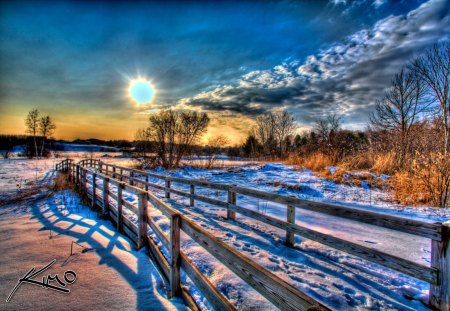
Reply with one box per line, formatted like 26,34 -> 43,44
0,0 -> 448,141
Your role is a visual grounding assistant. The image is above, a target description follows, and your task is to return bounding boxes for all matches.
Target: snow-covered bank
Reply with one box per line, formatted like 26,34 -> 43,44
0,158 -> 185,310
3,158 -> 449,310
135,162 -> 450,310
158,163 -> 450,222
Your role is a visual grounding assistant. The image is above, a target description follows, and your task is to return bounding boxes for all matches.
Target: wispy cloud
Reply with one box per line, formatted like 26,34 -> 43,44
179,0 -> 450,129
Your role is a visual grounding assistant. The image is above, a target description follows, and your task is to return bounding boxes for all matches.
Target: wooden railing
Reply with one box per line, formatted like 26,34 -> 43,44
56,159 -> 329,311
57,159 -> 450,311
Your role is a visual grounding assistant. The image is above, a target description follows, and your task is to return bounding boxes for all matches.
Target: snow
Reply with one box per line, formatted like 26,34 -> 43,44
0,159 -> 185,311
138,162 -> 448,310
2,157 -> 449,310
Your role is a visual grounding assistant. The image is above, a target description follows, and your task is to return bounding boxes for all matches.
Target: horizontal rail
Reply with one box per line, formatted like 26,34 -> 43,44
229,203 -> 438,285
67,160 -> 449,310
231,186 -> 444,241
180,217 -> 326,311
90,160 -> 445,240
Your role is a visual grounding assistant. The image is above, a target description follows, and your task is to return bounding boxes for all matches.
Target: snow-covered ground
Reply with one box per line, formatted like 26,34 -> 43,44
2,156 -> 449,310
0,158 -> 185,311
137,162 -> 449,310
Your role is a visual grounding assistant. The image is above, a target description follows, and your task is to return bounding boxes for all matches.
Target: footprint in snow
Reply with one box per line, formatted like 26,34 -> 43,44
359,240 -> 378,245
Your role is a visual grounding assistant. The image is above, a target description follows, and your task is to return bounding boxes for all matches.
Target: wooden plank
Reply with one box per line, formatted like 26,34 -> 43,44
229,203 -> 438,285
168,176 -> 230,191
146,235 -> 170,279
102,177 -> 110,216
180,218 -> 327,311
137,192 -> 148,249
147,216 -> 170,250
165,179 -> 171,199
123,225 -> 137,245
117,183 -> 124,233
146,182 -> 166,191
170,213 -> 181,297
430,224 -> 450,311
227,188 -> 236,220
231,186 -> 444,240
92,173 -> 97,208
286,203 -> 295,248
147,193 -> 179,217
181,288 -> 200,311
180,253 -> 236,311
190,185 -> 195,207
121,198 -> 138,214
168,187 -> 228,208
123,215 -> 138,235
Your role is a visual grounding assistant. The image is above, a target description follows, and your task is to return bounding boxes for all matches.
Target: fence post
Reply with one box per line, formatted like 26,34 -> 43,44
145,175 -> 149,192
165,177 -> 171,199
117,183 -> 124,233
130,171 -> 134,186
169,213 -> 181,298
113,167 -> 116,179
430,224 -> 450,311
98,161 -> 102,173
137,191 -> 148,249
227,185 -> 236,221
82,169 -> 87,195
102,177 -> 110,217
120,169 -> 123,181
190,184 -> 195,207
285,200 -> 296,248
76,165 -> 80,188
92,173 -> 97,208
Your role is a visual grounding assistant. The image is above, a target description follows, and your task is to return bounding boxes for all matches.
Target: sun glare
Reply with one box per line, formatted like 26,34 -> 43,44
129,78 -> 155,104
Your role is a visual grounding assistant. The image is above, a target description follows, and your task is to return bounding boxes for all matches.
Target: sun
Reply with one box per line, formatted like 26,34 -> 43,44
129,78 -> 155,104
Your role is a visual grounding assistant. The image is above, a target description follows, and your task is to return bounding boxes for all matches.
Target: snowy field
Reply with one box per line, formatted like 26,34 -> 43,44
1,155 -> 449,310
0,157 -> 184,311
137,163 -> 449,310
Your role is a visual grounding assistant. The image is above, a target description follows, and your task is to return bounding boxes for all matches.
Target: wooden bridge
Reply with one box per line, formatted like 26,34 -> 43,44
55,159 -> 449,311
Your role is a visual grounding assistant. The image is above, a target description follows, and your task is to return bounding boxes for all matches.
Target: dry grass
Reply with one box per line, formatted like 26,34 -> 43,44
341,153 -> 374,171
371,152 -> 398,175
390,171 -> 430,206
285,152 -> 334,171
316,168 -> 388,189
53,172 -> 75,192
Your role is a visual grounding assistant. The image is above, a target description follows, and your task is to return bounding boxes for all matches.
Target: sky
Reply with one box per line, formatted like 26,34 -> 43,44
0,0 -> 449,144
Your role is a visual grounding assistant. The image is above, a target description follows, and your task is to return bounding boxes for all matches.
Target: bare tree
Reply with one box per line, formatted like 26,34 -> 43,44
370,69 -> 427,164
39,115 -> 56,158
175,111 -> 210,166
135,127 -> 152,158
253,111 -> 297,157
315,114 -> 342,146
274,111 -> 296,157
148,110 -> 209,168
411,42 -> 450,154
253,113 -> 277,156
25,109 -> 40,158
205,135 -> 229,168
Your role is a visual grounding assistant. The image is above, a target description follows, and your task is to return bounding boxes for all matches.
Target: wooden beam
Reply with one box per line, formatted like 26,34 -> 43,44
229,203 -> 438,285
137,191 -> 148,249
180,218 -> 328,311
286,202 -> 295,248
430,224 -> 450,311
180,252 -> 236,311
170,213 -> 181,298
231,186 -> 443,240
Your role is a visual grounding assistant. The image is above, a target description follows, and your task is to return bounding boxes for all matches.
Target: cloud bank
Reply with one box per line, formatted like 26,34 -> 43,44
179,0 -> 450,129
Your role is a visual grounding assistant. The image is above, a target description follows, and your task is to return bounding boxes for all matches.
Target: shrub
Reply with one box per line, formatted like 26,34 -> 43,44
412,152 -> 450,208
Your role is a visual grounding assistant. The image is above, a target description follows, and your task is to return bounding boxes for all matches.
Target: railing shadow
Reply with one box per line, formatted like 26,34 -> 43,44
29,190 -> 186,311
